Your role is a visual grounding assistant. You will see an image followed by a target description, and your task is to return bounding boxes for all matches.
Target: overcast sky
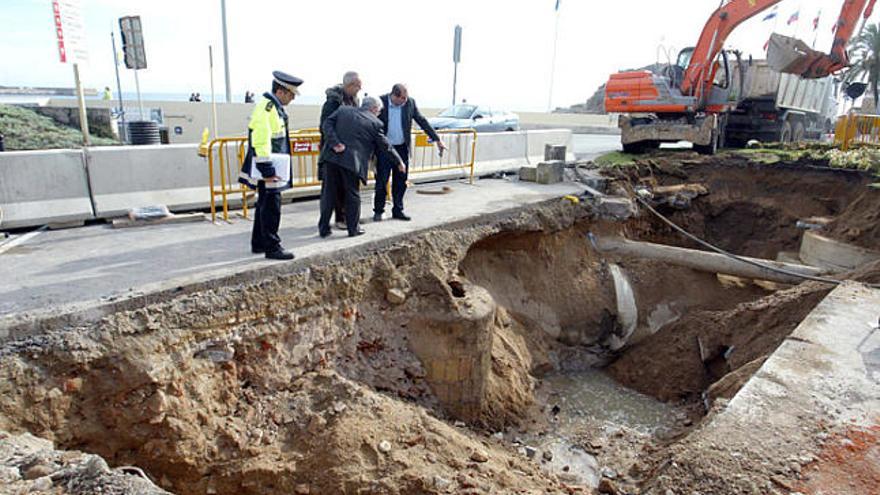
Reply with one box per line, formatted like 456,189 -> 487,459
1,0 -> 873,110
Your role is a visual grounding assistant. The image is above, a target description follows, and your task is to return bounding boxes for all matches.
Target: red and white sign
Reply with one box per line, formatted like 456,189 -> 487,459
52,0 -> 88,64
293,141 -> 312,153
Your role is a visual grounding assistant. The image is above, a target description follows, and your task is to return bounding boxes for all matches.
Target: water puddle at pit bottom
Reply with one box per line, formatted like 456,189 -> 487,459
516,370 -> 682,488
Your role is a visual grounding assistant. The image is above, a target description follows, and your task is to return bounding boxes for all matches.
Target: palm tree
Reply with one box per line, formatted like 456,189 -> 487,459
844,23 -> 880,112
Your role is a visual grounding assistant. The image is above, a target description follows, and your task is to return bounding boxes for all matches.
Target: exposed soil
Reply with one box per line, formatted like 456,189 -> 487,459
607,281 -> 831,402
618,155 -> 871,259
824,187 -> 880,250
795,423 -> 880,495
0,155 -> 876,494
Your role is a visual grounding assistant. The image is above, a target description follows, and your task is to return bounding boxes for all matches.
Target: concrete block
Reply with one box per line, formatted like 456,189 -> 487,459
544,144 -> 567,161
519,166 -> 537,182
536,161 -> 565,184
596,196 -> 636,220
0,149 -> 94,229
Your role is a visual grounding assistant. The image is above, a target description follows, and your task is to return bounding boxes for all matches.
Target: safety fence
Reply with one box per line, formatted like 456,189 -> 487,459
834,113 -> 880,150
207,129 -> 476,222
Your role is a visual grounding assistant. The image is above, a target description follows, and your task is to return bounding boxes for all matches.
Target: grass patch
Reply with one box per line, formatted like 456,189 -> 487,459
0,104 -> 118,150
594,151 -> 638,168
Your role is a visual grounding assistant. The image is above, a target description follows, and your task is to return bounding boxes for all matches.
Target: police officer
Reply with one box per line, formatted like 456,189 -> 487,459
239,71 -> 303,260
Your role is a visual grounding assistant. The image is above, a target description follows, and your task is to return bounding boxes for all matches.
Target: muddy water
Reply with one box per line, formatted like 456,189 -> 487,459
544,371 -> 679,435
520,370 -> 681,488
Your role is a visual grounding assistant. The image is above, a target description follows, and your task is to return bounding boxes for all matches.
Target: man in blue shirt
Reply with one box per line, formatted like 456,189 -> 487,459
375,84 -> 446,221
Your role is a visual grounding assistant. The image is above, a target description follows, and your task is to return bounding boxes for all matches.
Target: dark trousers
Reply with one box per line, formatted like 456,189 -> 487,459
319,162 -> 346,224
251,182 -> 282,253
319,162 -> 361,236
374,144 -> 409,216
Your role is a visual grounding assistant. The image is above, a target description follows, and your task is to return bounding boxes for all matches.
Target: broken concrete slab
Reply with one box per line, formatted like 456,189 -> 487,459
594,197 -> 636,221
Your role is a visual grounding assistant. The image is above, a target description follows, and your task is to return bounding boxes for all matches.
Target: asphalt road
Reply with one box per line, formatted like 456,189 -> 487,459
571,133 -> 621,160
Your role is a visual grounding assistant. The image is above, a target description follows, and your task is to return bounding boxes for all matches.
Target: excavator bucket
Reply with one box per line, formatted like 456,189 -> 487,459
767,33 -> 845,79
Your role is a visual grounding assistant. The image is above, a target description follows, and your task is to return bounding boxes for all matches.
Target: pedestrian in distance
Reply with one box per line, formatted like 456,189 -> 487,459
374,83 -> 446,222
238,71 -> 304,260
320,71 -> 362,230
318,96 -> 404,238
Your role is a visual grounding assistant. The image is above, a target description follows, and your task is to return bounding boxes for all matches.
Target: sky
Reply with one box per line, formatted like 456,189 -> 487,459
0,0 -> 875,111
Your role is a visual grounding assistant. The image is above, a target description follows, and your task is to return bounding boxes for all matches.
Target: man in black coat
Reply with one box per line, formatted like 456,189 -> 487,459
319,71 -> 362,229
374,83 -> 447,221
318,96 -> 404,238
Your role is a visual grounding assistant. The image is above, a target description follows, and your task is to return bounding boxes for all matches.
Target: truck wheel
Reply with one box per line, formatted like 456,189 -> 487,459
694,132 -> 719,155
780,121 -> 793,143
622,142 -> 645,154
793,122 -> 805,143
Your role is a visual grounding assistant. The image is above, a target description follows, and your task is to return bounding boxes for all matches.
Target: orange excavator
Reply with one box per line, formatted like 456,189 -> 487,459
604,0 -> 876,154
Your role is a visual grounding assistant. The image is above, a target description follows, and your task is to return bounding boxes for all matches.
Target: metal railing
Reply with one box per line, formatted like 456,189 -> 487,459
206,128 -> 476,222
834,113 -> 880,150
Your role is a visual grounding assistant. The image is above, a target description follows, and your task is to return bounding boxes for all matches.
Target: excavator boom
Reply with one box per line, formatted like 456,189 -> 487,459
682,0 -> 784,103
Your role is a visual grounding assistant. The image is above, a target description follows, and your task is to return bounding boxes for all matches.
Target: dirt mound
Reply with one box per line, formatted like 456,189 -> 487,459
607,281 -> 831,402
824,187 -> 880,250
618,156 -> 870,259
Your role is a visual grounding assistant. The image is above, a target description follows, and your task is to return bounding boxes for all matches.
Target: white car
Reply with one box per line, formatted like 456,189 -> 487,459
428,104 -> 519,132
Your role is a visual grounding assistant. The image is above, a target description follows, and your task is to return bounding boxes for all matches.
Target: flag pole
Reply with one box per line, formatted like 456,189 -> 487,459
547,0 -> 561,112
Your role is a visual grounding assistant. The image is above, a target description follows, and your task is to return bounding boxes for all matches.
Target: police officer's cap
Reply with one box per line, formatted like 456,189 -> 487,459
273,71 -> 303,95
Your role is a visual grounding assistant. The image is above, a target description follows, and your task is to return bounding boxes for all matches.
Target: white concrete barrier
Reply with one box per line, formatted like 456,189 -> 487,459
1,129 -> 574,228
0,149 -> 94,229
87,144 -> 210,217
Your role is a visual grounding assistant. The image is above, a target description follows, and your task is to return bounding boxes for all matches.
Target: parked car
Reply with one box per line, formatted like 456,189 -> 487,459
428,104 -> 519,132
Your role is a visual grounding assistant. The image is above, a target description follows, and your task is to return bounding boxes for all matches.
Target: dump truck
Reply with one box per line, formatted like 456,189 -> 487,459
724,60 -> 839,147
604,0 -> 875,154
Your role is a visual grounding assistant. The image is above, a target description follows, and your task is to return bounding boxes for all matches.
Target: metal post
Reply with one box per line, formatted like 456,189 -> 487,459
133,68 -> 145,121
452,25 -> 462,106
452,62 -> 458,106
210,45 -> 218,138
548,7 -> 561,112
72,63 -> 91,146
111,31 -> 126,143
221,0 -> 232,103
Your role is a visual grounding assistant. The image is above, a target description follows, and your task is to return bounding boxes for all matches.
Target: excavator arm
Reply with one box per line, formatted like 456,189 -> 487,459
681,0 -> 785,103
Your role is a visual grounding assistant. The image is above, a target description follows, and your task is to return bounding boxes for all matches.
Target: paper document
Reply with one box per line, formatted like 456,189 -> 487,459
249,153 -> 291,182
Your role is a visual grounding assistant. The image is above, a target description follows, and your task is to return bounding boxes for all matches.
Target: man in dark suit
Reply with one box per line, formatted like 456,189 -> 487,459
318,96 -> 404,238
374,83 -> 447,222
320,71 -> 362,230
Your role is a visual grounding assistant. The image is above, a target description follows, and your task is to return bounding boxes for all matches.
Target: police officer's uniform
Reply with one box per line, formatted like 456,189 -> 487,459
239,71 -> 303,259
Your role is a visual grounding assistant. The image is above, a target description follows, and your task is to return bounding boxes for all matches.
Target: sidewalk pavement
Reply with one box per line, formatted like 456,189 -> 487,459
0,178 -> 583,320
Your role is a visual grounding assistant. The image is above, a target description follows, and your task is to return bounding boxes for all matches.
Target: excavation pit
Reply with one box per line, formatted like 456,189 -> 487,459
1,155 -> 879,494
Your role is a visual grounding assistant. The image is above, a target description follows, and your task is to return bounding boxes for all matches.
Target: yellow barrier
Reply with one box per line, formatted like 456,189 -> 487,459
834,114 -> 880,150
207,128 -> 476,222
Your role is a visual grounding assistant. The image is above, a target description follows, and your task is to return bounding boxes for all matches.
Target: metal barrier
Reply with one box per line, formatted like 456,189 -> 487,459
207,128 -> 476,222
834,114 -> 880,150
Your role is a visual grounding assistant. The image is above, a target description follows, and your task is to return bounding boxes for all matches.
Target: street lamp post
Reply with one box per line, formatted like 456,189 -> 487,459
221,0 -> 232,103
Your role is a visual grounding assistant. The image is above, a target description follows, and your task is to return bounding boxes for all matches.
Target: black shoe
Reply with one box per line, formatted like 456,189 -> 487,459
265,250 -> 295,260
319,229 -> 332,238
373,213 -> 383,222
392,212 -> 411,221
251,246 -> 266,254
348,228 -> 366,237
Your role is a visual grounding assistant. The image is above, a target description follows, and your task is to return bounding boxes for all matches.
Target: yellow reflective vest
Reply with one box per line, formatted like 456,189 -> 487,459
238,93 -> 291,190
